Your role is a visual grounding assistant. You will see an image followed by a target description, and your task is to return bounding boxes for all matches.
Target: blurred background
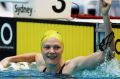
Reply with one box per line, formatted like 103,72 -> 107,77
0,0 -> 120,61
0,0 -> 120,17
72,0 -> 120,17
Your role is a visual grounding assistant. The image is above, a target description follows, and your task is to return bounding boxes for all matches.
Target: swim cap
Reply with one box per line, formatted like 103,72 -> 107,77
41,30 -> 63,47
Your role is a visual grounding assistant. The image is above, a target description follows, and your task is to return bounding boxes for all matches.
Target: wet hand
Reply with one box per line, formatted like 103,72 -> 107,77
100,0 -> 112,16
0,57 -> 11,68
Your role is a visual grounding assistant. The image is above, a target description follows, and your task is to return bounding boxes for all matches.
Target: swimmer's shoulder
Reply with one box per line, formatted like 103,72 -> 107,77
63,56 -> 86,74
35,53 -> 46,71
35,53 -> 43,60
35,53 -> 45,65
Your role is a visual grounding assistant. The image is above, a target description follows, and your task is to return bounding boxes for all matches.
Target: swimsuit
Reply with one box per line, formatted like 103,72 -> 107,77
43,63 -> 65,74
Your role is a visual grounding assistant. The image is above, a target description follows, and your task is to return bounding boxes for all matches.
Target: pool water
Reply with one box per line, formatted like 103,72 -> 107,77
0,59 -> 120,79
0,70 -> 75,79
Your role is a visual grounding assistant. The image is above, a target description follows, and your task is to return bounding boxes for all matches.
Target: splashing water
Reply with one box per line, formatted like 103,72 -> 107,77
0,59 -> 120,78
74,58 -> 120,78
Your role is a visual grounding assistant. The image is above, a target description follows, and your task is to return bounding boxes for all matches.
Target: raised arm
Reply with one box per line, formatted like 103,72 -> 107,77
80,0 -> 115,69
100,0 -> 115,51
69,0 -> 114,73
0,53 -> 41,68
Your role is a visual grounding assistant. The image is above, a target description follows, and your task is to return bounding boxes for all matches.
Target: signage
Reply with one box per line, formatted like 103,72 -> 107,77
13,0 -> 71,19
0,18 -> 16,60
115,39 -> 120,54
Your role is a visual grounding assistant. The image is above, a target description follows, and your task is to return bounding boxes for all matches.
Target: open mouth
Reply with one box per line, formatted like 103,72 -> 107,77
46,53 -> 57,60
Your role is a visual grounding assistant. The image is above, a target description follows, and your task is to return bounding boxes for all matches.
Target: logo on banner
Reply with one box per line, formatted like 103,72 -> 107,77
115,39 -> 120,54
0,23 -> 14,49
0,18 -> 16,60
1,23 -> 13,45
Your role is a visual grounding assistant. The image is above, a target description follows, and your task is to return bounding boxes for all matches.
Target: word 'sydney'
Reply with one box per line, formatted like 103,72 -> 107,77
13,0 -> 71,19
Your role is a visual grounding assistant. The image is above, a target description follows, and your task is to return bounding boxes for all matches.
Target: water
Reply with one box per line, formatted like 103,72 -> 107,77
0,59 -> 120,79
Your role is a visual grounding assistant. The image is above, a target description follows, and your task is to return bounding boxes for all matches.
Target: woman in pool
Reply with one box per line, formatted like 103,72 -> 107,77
0,0 -> 114,74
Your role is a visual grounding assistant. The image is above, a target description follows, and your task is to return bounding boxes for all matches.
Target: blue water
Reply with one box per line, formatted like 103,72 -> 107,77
0,59 -> 120,79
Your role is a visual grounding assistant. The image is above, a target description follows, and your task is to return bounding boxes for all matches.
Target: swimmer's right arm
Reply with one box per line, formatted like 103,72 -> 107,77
0,53 -> 42,68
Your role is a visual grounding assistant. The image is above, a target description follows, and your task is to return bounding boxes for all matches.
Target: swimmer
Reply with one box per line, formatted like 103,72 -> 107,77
0,0 -> 114,75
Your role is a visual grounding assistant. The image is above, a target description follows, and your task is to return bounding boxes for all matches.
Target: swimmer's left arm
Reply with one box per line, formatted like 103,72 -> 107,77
69,51 -> 106,73
101,0 -> 115,51
68,0 -> 115,74
77,51 -> 106,70
70,47 -> 114,73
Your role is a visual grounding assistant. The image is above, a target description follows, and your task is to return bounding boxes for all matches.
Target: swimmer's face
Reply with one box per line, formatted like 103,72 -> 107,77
42,37 -> 63,65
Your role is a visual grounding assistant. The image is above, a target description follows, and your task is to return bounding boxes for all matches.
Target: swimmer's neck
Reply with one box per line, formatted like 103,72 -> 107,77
46,60 -> 63,73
